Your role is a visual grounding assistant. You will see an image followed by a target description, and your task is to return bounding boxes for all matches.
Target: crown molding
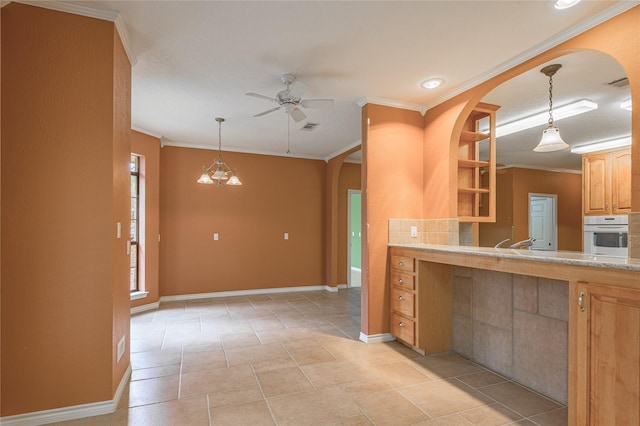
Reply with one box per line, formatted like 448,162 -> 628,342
503,164 -> 582,175
356,97 -> 427,116
423,1 -> 638,111
323,139 -> 362,163
161,140 -> 326,161
11,1 -> 137,66
132,126 -> 163,139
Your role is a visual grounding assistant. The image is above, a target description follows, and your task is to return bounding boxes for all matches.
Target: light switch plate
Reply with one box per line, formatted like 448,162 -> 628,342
214,233 -> 219,241
410,226 -> 418,238
284,233 -> 289,240
116,222 -> 121,239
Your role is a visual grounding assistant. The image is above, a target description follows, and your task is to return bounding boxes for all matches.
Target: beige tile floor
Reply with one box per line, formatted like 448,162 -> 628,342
54,288 -> 567,425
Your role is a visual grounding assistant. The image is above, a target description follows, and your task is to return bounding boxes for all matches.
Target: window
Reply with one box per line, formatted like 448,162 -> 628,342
130,155 -> 140,292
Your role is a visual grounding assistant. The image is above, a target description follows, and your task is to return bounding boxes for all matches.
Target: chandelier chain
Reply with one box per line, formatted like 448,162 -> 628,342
548,74 -> 554,126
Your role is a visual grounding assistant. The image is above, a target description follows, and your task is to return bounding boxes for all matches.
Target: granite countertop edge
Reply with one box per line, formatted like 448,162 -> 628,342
388,243 -> 640,272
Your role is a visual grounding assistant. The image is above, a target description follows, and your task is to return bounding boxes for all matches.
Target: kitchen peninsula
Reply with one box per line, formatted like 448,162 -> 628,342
389,243 -> 640,425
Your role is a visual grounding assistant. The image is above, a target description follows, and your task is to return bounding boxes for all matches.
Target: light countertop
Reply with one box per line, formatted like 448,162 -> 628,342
389,243 -> 640,273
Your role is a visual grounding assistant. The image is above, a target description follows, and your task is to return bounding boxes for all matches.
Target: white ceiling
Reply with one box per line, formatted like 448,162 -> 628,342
61,0 -> 634,166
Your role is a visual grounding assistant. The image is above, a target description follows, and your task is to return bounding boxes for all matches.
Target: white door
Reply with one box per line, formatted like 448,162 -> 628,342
529,194 -> 557,251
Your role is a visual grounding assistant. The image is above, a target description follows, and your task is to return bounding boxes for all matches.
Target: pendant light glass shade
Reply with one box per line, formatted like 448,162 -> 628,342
534,126 -> 569,152
197,117 -> 242,186
533,64 -> 570,153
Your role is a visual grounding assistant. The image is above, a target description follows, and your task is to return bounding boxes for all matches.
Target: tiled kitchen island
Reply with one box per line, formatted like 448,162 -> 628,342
388,244 -> 640,425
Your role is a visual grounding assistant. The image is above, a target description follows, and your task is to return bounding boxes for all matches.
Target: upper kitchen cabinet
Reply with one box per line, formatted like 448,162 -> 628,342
457,102 -> 500,222
583,148 -> 631,216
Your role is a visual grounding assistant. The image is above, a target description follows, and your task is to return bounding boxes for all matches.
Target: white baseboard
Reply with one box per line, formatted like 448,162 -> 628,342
160,285 -> 338,302
0,365 -> 131,426
359,332 -> 396,344
131,301 -> 160,315
336,283 -> 348,289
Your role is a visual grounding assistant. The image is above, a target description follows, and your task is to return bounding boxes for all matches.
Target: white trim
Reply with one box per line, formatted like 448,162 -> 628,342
502,164 -> 581,175
356,97 -> 427,116
337,284 -> 348,290
160,140 -> 326,161
132,126 -> 163,139
359,332 -> 396,344
130,290 -> 149,301
0,366 -> 131,426
13,1 -> 137,66
131,301 -> 160,315
323,139 -> 362,163
159,285 -> 337,302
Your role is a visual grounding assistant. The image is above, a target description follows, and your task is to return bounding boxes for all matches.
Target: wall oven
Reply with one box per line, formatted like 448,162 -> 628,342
584,215 -> 628,257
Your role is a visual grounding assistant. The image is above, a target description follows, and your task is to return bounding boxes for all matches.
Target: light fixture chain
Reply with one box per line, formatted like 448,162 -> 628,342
548,74 -> 554,126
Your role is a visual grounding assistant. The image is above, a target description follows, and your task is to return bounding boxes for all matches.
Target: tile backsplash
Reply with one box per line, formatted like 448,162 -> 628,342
388,218 -> 459,245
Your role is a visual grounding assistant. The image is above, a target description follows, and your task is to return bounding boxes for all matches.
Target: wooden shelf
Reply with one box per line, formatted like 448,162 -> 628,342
458,187 -> 490,194
459,130 -> 490,144
456,102 -> 500,225
458,159 -> 490,168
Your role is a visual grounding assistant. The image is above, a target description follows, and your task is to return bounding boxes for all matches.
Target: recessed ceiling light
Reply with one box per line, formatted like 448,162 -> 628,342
421,78 -> 444,89
555,0 -> 581,10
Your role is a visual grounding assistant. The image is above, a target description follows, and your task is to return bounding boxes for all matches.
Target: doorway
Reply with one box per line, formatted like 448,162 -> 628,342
348,190 -> 362,287
528,193 -> 558,251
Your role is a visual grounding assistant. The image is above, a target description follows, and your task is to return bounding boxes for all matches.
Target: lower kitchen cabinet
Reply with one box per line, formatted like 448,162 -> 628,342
389,249 -> 452,354
574,281 -> 640,425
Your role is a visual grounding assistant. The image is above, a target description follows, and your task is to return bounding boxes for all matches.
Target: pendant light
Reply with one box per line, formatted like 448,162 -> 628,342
197,117 -> 242,186
533,64 -> 570,153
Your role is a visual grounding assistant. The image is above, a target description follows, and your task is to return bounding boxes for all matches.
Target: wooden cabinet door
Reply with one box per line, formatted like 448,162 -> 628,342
583,154 -> 610,215
611,150 -> 631,214
576,282 -> 640,425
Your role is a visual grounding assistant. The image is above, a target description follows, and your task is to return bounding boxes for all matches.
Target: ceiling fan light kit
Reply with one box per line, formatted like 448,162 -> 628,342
197,117 -> 242,187
533,64 -> 570,153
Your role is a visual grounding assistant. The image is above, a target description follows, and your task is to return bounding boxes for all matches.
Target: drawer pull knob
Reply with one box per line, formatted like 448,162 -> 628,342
399,261 -> 405,267
398,322 -> 405,327
399,279 -> 405,284
398,295 -> 404,300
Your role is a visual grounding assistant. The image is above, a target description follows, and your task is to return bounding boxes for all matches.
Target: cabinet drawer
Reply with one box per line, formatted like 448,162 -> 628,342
391,287 -> 415,317
390,270 -> 415,290
391,255 -> 415,273
391,312 -> 415,345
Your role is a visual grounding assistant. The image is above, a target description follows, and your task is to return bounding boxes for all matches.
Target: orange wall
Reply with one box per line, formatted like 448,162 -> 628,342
131,131 -> 161,307
511,168 -> 582,252
159,146 -> 325,296
1,3 -> 130,415
337,162 -> 361,284
479,168 -> 582,251
362,104 -> 424,335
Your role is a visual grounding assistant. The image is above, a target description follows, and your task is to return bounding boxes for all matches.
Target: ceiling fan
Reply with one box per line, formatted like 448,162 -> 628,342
246,74 -> 334,122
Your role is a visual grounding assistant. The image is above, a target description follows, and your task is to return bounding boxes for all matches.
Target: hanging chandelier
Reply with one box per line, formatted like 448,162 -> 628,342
197,117 -> 242,186
533,64 -> 570,153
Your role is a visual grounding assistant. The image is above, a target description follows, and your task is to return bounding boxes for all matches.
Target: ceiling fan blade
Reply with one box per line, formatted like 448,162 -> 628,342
253,107 -> 280,117
300,99 -> 334,109
246,92 -> 278,103
289,107 -> 307,123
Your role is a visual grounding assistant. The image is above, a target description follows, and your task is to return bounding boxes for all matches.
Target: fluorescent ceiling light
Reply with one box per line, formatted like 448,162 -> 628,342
570,136 -> 631,154
555,0 -> 582,10
621,99 -> 632,111
421,78 -> 444,89
493,99 -> 597,138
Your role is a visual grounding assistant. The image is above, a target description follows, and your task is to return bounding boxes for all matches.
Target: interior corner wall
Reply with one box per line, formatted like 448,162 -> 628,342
1,3 -> 129,416
111,28 -> 132,395
362,104 -> 424,336
159,146 -> 325,296
131,131 -> 161,308
511,168 -> 582,252
337,163 -> 361,285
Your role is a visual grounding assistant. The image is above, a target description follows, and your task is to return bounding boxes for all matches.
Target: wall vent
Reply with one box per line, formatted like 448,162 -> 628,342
606,77 -> 629,89
300,122 -> 319,131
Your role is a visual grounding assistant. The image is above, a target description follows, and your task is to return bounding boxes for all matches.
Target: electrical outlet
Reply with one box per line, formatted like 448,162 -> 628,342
214,233 -> 219,241
284,233 -> 289,240
410,226 -> 418,238
116,336 -> 126,363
